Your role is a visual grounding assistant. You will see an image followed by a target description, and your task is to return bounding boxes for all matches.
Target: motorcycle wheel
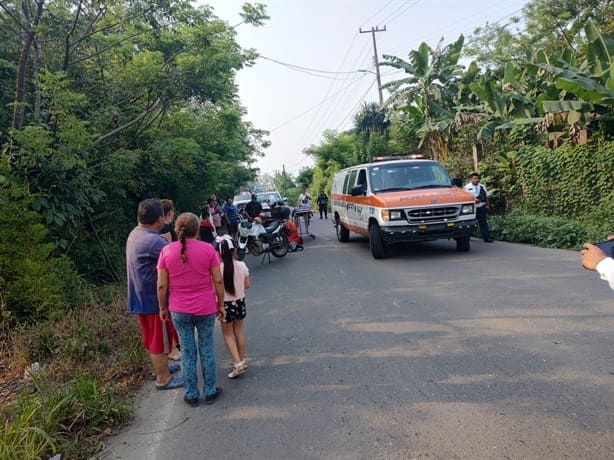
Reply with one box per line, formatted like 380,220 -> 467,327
271,235 -> 289,258
236,248 -> 246,261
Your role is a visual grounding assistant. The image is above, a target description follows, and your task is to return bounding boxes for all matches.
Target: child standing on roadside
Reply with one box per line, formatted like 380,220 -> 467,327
216,235 -> 250,378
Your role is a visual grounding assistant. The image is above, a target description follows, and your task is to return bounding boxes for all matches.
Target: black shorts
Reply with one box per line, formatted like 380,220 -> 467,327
223,298 -> 246,322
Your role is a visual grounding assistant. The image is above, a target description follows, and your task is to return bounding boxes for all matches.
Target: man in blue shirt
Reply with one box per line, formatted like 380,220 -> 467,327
126,199 -> 183,390
223,196 -> 239,241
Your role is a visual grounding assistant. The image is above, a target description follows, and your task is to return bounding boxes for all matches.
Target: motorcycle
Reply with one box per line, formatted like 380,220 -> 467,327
236,214 -> 289,262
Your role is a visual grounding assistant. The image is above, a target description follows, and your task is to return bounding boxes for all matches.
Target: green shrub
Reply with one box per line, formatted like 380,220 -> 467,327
489,209 -> 600,249
0,182 -> 89,324
517,142 -> 614,218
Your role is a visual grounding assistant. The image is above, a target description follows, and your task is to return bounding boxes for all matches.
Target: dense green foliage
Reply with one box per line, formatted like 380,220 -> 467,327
489,211 -> 602,249
518,142 -> 614,217
0,1 -> 269,321
304,0 -> 613,249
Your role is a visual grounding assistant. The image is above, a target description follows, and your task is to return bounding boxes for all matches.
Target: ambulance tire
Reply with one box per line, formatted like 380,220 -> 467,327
369,223 -> 386,259
336,218 -> 350,242
456,236 -> 470,252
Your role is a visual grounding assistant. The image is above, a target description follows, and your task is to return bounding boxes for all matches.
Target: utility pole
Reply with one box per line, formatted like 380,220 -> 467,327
359,26 -> 386,106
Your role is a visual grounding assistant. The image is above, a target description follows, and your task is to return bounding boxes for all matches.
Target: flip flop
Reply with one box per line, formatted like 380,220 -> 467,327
168,363 -> 181,374
149,363 -> 181,381
155,375 -> 184,390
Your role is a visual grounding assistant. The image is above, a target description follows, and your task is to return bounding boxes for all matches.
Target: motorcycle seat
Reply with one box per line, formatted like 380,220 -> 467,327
265,220 -> 281,233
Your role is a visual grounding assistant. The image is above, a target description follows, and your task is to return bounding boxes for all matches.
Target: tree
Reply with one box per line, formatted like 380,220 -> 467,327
536,20 -> 614,143
465,0 -> 614,66
380,35 -> 465,160
0,1 -> 269,283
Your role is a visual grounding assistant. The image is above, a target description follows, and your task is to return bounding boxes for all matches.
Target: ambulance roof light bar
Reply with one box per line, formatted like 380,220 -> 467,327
372,153 -> 425,162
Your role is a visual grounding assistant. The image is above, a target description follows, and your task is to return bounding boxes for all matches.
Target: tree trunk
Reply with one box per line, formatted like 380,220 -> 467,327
472,143 -> 479,171
12,0 -> 45,130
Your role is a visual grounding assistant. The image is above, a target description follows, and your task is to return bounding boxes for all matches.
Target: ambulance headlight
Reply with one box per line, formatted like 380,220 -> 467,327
381,209 -> 404,221
460,204 -> 474,215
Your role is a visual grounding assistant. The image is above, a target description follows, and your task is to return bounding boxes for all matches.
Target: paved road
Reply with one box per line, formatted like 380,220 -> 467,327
102,217 -> 614,460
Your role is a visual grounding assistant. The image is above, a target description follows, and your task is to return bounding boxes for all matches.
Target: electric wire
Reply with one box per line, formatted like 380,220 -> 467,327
359,0 -> 396,27
334,79 -> 378,132
297,33 -> 363,147
270,75 -> 370,132
310,41 -> 373,138
379,0 -> 422,27
259,55 -> 368,76
383,1 -> 524,56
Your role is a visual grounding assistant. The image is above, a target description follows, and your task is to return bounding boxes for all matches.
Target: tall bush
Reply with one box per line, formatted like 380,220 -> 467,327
518,141 -> 614,217
0,181 -> 87,324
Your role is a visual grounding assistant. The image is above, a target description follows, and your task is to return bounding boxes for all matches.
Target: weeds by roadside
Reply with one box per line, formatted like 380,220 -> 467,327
0,285 -> 148,459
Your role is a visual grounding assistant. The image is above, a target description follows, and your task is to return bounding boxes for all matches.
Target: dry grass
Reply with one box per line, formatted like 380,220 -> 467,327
0,287 -> 150,459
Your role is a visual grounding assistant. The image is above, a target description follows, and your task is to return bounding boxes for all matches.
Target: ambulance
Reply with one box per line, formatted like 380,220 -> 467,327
331,156 -> 477,258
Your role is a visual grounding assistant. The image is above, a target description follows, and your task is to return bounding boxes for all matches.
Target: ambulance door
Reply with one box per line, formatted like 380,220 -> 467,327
351,168 -> 369,233
334,171 -> 350,225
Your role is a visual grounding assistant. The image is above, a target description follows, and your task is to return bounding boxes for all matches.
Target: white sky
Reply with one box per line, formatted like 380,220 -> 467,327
203,0 -> 528,175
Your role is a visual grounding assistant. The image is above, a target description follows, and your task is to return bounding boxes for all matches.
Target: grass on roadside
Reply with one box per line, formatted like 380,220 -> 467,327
0,284 -> 148,459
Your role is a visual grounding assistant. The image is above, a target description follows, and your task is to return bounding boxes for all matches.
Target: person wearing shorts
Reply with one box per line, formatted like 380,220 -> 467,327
126,199 -> 183,390
216,235 -> 250,379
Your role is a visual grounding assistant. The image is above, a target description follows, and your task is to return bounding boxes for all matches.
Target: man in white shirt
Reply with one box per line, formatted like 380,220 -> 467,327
297,189 -> 311,208
464,172 -> 493,243
581,238 -> 614,290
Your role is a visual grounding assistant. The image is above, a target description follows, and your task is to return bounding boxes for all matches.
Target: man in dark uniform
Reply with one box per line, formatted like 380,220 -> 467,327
244,194 -> 263,221
464,173 -> 493,243
317,190 -> 328,219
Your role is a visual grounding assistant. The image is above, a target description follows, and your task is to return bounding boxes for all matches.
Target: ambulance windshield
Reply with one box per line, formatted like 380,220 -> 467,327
369,162 -> 452,193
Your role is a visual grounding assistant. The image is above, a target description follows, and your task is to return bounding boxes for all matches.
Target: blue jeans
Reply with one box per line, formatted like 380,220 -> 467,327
170,312 -> 217,399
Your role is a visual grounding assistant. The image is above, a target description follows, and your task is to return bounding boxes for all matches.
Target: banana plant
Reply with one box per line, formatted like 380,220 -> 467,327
380,35 -> 465,159
468,67 -> 540,140
537,20 -> 614,135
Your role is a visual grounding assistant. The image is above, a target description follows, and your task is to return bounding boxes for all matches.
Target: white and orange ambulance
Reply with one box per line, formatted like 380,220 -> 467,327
331,156 -> 477,258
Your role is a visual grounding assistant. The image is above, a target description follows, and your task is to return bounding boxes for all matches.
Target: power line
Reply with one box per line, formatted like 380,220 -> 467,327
360,0 -> 396,27
383,1 -> 523,56
306,41 -> 373,142
379,0 -> 421,26
259,55 -> 366,76
270,75 -> 369,132
298,33 -> 364,146
335,79 -> 378,132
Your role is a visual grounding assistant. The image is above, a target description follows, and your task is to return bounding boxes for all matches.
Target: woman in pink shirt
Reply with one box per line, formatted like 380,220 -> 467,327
217,235 -> 251,378
157,213 -> 225,407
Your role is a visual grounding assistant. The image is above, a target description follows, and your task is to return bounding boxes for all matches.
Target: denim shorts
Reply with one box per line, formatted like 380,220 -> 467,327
223,298 -> 246,322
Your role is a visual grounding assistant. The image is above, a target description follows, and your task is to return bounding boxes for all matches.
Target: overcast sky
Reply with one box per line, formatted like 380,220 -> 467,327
203,0 -> 528,176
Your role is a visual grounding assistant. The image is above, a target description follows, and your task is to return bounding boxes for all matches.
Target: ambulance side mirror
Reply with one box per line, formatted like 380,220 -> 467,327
351,184 -> 366,196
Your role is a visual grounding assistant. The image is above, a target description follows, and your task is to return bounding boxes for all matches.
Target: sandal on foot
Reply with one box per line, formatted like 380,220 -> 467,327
155,375 -> 184,390
150,363 -> 181,381
227,361 -> 246,379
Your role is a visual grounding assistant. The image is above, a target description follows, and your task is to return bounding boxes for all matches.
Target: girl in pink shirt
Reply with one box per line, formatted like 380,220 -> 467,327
217,235 -> 251,378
